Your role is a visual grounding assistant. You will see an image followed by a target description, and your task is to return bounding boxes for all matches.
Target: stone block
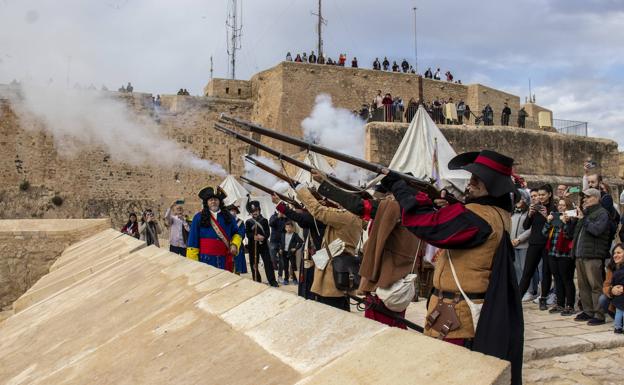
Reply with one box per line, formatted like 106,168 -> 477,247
195,277 -> 268,315
221,288 -> 303,331
193,271 -> 241,293
296,328 -> 510,385
246,300 -> 386,374
576,331 -> 624,350
525,336 -> 594,359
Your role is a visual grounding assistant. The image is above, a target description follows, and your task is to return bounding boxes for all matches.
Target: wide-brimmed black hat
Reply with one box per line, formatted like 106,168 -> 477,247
246,199 -> 261,213
448,150 -> 516,197
198,186 -> 227,201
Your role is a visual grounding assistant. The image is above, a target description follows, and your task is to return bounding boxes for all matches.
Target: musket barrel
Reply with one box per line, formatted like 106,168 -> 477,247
244,155 -> 297,188
215,123 -> 361,192
240,176 -> 303,209
219,115 -> 455,202
220,114 -> 382,174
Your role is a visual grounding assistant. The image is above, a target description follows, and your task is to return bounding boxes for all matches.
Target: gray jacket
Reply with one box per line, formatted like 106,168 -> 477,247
511,211 -> 531,249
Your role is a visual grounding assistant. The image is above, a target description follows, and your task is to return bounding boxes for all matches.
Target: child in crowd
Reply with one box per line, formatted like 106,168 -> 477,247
609,244 -> 624,333
278,220 -> 303,285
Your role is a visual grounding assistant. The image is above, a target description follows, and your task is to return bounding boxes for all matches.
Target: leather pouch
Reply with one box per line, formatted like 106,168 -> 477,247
426,296 -> 461,339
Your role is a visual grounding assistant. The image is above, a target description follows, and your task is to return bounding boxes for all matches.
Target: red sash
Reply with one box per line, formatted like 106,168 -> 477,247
209,213 -> 234,272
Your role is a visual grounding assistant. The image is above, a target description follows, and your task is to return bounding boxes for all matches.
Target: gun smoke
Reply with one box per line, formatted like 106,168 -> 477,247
243,155 -> 290,194
8,84 -> 226,175
301,94 -> 370,185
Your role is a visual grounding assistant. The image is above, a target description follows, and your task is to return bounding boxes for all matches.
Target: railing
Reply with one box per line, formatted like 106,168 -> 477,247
553,119 -> 588,136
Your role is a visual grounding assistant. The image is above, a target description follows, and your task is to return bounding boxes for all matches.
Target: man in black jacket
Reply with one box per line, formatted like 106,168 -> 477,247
518,185 -> 555,310
245,200 -> 278,287
564,188 -> 610,325
501,102 -> 511,126
272,194 -> 326,299
279,220 -> 304,285
269,211 -> 287,279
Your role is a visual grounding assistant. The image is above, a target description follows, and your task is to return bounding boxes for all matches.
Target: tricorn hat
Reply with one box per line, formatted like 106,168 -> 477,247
226,204 -> 240,214
448,150 -> 516,197
198,186 -> 227,201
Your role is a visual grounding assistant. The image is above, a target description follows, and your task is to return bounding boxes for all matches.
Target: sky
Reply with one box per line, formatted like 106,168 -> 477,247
0,0 -> 622,146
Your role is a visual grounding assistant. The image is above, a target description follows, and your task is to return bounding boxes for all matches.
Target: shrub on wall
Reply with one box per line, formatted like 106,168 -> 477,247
51,195 -> 64,206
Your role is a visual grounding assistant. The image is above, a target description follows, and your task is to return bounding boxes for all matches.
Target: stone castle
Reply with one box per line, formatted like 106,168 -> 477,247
1,61 -> 620,228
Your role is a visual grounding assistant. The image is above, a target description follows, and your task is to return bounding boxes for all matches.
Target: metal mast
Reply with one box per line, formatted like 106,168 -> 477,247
312,0 -> 326,59
413,5 -> 418,74
210,55 -> 214,80
226,0 -> 242,79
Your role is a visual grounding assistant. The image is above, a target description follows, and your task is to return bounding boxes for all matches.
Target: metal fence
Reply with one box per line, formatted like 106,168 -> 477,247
553,119 -> 588,136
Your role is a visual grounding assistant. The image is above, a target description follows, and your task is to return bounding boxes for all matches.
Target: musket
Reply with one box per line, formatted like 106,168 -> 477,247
244,155 -> 297,188
239,176 -> 304,210
219,114 -> 457,203
214,122 -> 363,193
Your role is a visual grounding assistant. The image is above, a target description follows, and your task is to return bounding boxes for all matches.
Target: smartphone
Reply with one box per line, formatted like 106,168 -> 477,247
568,187 -> 580,194
550,211 -> 562,226
175,199 -> 185,205
564,209 -> 577,218
534,204 -> 544,211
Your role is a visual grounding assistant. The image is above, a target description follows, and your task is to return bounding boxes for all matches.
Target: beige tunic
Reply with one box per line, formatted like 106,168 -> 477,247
296,187 -> 363,298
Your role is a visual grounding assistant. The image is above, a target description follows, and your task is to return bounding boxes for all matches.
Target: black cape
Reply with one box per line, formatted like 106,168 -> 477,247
472,230 -> 524,385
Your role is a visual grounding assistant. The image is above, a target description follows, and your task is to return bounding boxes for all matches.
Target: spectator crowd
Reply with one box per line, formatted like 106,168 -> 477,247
510,162 -> 624,333
285,51 -> 460,83
358,90 -> 530,128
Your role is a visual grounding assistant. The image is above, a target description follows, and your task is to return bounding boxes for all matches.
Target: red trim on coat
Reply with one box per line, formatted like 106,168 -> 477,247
428,226 -> 480,247
475,155 -> 512,176
362,199 -> 373,222
401,203 -> 466,227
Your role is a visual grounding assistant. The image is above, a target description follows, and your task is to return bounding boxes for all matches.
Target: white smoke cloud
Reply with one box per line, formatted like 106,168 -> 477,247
242,155 -> 290,194
301,94 -> 370,185
7,84 -> 226,175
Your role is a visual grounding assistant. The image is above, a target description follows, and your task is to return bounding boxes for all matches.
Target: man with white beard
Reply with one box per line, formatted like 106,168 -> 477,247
186,186 -> 242,272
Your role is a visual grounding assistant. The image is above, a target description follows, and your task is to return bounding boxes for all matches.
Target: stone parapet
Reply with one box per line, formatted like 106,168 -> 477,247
0,219 -> 111,309
0,228 -> 511,385
365,122 -> 620,182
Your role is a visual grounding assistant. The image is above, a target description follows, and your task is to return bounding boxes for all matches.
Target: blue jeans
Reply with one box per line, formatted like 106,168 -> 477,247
615,308 -> 624,329
269,242 -> 282,276
599,294 -> 612,313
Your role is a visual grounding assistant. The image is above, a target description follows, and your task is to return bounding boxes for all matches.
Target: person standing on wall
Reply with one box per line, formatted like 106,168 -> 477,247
165,200 -> 190,256
186,186 -> 241,271
501,102 -> 512,126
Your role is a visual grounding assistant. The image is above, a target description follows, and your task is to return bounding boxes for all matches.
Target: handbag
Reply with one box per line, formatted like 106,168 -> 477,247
332,253 -> 361,292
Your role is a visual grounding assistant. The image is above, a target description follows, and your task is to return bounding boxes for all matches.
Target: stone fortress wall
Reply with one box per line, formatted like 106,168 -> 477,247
0,61 -> 617,229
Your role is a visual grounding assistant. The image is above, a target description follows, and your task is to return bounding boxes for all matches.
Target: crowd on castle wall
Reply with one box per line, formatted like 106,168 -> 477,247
284,51 -> 461,84
358,90 -> 529,128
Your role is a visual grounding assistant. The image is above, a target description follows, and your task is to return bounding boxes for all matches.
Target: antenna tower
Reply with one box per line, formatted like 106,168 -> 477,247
226,0 -> 243,79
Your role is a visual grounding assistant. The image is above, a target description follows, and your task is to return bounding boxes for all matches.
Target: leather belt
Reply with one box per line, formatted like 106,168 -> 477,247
433,288 -> 486,301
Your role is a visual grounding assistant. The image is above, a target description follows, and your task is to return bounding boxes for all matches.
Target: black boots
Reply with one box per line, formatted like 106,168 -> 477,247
539,297 -> 547,311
